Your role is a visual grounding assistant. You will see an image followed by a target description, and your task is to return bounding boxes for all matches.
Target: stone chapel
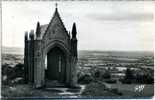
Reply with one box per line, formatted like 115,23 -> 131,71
24,5 -> 78,88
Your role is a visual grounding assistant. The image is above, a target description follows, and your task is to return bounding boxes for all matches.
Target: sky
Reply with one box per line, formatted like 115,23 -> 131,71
2,1 -> 155,51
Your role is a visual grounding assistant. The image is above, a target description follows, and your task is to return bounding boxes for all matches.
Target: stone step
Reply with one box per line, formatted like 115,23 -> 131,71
45,80 -> 65,88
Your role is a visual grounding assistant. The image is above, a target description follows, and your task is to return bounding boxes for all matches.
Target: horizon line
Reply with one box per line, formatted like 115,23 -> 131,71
2,46 -> 154,52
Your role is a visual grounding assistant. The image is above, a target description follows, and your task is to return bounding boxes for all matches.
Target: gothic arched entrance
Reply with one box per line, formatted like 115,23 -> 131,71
45,46 -> 66,84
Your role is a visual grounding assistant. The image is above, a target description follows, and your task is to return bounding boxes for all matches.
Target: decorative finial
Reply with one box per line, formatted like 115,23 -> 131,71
55,3 -> 58,9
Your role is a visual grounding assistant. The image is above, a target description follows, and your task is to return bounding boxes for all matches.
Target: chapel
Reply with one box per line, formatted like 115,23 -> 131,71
24,4 -> 78,88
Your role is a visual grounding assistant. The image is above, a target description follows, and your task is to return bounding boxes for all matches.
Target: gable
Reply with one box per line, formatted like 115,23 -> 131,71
43,9 -> 69,41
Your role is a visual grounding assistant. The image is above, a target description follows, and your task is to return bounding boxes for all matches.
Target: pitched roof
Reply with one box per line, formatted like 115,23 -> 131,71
36,7 -> 69,39
42,8 -> 69,38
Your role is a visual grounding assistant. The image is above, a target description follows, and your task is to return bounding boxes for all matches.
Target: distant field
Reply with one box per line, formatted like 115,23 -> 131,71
2,46 -> 153,57
2,46 -> 154,67
1,47 -> 154,98
78,50 -> 154,58
2,47 -> 24,55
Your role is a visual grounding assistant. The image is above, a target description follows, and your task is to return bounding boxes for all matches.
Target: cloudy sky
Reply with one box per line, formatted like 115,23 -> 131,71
2,1 -> 155,51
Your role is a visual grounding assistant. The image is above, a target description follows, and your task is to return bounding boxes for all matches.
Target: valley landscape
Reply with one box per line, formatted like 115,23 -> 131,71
1,47 -> 154,98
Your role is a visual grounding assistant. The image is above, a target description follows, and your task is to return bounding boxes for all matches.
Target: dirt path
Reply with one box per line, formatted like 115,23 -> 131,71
44,85 -> 86,97
2,84 -> 86,98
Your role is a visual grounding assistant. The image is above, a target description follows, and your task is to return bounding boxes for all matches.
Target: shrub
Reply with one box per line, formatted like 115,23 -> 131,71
2,85 -> 33,97
120,79 -> 132,84
110,88 -> 122,96
78,74 -> 93,84
125,68 -> 134,80
105,79 -> 116,84
135,74 -> 154,84
2,63 -> 24,85
82,81 -> 118,96
94,70 -> 100,78
102,71 -> 111,79
122,68 -> 134,84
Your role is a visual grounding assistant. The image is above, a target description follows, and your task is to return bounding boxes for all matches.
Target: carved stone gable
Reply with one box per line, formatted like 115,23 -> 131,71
43,9 -> 69,43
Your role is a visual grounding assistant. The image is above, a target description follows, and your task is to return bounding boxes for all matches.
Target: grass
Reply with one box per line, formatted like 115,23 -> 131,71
2,84 -> 33,97
81,81 -> 121,96
2,84 -> 59,98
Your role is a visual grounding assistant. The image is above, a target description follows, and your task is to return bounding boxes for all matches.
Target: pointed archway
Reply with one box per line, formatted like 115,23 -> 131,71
45,46 -> 66,83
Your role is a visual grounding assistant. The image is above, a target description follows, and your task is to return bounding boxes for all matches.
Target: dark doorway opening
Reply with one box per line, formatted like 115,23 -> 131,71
45,47 -> 66,85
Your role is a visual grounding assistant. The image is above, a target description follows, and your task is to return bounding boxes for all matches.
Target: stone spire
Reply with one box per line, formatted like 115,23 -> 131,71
25,31 -> 28,41
29,30 -> 34,40
71,22 -> 77,39
36,21 -> 41,38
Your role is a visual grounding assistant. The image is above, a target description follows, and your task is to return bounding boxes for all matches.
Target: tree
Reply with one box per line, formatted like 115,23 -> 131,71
124,68 -> 134,84
94,70 -> 100,78
102,70 -> 111,79
125,68 -> 133,79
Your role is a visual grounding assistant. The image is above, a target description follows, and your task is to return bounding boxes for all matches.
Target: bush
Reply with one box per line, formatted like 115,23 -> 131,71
94,70 -> 100,78
125,68 -> 134,80
120,79 -> 132,84
14,63 -> 24,76
110,88 -> 122,96
145,75 -> 154,84
105,79 -> 116,84
2,63 -> 24,85
122,68 -> 134,84
102,71 -> 111,79
121,68 -> 154,84
2,85 -> 33,97
78,74 -> 93,84
82,81 -> 118,96
135,74 -> 154,84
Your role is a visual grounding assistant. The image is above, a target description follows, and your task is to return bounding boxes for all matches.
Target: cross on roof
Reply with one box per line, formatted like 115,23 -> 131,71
55,3 -> 58,8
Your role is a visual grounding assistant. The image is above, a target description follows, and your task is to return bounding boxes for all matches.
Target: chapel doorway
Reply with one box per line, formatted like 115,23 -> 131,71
45,47 -> 66,83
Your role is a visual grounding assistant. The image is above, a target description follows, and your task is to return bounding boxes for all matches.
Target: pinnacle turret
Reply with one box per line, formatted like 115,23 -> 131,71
36,21 -> 41,38
25,31 -> 28,41
29,30 -> 34,40
71,22 -> 77,39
